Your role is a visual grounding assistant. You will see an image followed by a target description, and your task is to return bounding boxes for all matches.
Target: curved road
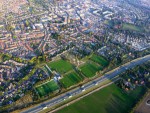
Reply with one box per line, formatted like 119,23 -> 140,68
22,54 -> 150,113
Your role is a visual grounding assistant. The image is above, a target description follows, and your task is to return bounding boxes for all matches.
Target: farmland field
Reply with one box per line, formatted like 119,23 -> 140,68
90,54 -> 109,67
60,72 -> 83,88
47,59 -> 73,74
56,84 -> 147,113
35,80 -> 59,97
80,62 -> 102,78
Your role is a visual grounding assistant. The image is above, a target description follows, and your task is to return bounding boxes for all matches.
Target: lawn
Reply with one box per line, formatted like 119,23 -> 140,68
105,20 -> 144,33
90,54 -> 109,67
122,23 -> 143,32
60,72 -> 83,88
47,59 -> 73,74
56,84 -> 147,113
80,62 -> 102,78
35,80 -> 59,97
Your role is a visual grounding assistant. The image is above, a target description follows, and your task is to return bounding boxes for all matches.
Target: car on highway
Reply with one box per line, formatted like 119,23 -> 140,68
67,93 -> 72,98
93,81 -> 98,85
41,103 -> 48,110
80,85 -> 85,92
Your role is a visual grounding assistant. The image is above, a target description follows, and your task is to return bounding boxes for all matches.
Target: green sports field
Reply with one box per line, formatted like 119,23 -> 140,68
80,62 -> 102,78
90,54 -> 109,67
35,80 -> 59,97
105,20 -> 144,33
56,84 -> 147,113
60,72 -> 83,88
47,59 -> 73,74
122,23 -> 142,32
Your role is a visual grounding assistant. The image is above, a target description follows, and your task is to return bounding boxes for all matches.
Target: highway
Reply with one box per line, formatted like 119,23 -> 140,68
22,54 -> 150,113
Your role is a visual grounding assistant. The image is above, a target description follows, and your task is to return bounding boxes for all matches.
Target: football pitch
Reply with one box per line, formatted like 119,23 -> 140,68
80,62 -> 102,78
90,54 -> 109,67
35,80 -> 59,97
122,23 -> 142,32
47,59 -> 73,74
60,71 -> 83,88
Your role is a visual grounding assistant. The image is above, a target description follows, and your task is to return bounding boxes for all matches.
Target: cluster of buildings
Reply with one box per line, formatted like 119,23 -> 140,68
113,32 -> 150,51
117,66 -> 150,91
0,0 -> 149,107
0,58 -> 49,106
0,0 -> 27,14
0,59 -> 26,105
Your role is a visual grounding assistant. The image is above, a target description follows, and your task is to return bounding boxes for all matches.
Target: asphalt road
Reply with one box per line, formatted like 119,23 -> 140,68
22,54 -> 150,113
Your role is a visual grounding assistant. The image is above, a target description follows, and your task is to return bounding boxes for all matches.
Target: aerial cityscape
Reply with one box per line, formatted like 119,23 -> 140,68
0,0 -> 150,113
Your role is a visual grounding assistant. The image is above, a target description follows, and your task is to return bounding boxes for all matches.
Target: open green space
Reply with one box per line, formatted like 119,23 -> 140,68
60,72 -> 83,88
80,62 -> 102,78
47,59 -> 73,74
90,54 -> 109,67
35,80 -> 59,97
122,23 -> 142,32
56,84 -> 147,113
104,20 -> 144,32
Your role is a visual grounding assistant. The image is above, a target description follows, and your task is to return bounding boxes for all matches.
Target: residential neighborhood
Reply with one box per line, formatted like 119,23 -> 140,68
0,0 -> 150,113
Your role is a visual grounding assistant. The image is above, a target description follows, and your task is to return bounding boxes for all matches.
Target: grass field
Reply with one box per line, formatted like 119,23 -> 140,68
56,84 -> 147,113
35,80 -> 59,97
60,72 -> 83,88
47,59 -> 73,74
122,23 -> 143,32
80,62 -> 102,78
90,54 -> 109,67
105,20 -> 144,32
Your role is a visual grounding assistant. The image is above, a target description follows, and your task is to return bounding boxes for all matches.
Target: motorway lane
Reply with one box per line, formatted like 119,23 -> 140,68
22,55 -> 150,113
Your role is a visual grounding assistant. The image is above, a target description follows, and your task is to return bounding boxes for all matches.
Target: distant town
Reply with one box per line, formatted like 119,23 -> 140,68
0,0 -> 150,113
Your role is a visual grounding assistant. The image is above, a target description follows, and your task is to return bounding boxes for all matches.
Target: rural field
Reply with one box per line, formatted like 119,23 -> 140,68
35,80 -> 59,97
47,59 -> 73,74
56,84 -> 147,113
60,71 -> 83,88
